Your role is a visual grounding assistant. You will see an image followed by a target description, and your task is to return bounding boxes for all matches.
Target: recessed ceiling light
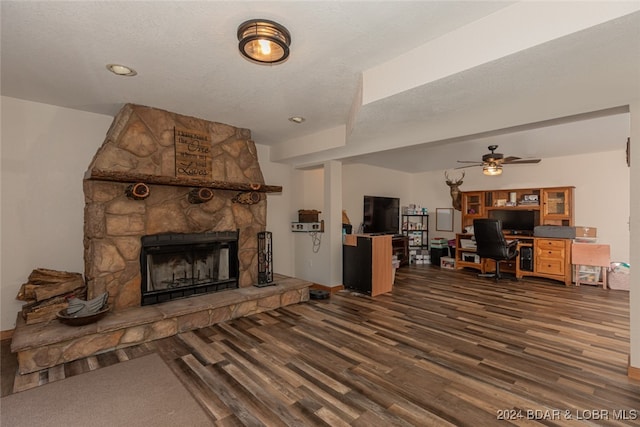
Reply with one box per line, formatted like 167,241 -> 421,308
289,116 -> 305,124
106,64 -> 137,76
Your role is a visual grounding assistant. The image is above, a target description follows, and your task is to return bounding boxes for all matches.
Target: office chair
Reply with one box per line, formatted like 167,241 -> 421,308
473,218 -> 519,281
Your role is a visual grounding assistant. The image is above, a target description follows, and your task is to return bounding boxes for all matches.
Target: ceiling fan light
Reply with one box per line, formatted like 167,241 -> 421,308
483,163 -> 503,176
237,19 -> 291,64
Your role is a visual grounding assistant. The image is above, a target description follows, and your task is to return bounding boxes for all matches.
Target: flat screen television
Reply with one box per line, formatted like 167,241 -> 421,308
488,209 -> 537,235
362,195 -> 400,234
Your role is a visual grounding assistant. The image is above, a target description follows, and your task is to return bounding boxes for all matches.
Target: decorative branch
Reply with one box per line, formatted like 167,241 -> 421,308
232,191 -> 261,205
188,188 -> 214,204
125,183 -> 150,200
87,169 -> 282,193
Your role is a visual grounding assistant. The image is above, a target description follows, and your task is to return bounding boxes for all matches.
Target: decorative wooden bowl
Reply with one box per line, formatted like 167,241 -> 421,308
57,305 -> 110,326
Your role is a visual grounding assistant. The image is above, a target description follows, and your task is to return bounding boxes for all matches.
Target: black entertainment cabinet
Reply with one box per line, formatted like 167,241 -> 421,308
343,234 -> 394,296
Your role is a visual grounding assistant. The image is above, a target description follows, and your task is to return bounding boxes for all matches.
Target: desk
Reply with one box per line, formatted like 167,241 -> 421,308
455,234 -> 573,286
571,243 -> 610,288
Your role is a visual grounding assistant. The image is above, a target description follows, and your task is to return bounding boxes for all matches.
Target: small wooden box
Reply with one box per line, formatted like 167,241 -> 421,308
298,209 -> 320,223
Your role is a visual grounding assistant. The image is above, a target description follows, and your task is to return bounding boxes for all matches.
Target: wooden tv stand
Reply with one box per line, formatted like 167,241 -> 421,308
455,234 -> 573,286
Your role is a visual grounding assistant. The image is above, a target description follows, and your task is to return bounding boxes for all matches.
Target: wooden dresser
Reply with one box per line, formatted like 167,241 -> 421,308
531,238 -> 572,285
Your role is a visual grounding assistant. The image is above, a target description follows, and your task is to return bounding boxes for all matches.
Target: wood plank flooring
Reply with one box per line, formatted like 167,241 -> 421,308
2,266 -> 639,426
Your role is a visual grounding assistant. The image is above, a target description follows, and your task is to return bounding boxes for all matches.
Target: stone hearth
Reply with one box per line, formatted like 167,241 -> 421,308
12,275 -> 310,376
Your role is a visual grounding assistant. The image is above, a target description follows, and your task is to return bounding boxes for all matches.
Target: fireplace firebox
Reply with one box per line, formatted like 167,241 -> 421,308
140,231 -> 239,305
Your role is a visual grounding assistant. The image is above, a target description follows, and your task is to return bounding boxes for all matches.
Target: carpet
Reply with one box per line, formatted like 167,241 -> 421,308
0,353 -> 212,426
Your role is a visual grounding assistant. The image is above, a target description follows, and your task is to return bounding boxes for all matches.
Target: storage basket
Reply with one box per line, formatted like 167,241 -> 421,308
608,262 -> 630,290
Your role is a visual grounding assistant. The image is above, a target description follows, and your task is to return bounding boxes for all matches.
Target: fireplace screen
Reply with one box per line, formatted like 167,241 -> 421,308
140,231 -> 239,305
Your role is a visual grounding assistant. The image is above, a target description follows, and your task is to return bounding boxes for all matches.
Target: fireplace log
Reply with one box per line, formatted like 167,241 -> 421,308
21,287 -> 87,325
17,269 -> 84,301
188,188 -> 214,204
27,267 -> 81,285
125,182 -> 150,200
232,191 -> 261,205
22,301 -> 69,325
17,268 -> 88,324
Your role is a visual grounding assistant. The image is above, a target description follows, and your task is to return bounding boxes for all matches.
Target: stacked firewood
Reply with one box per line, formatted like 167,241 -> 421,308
16,268 -> 87,325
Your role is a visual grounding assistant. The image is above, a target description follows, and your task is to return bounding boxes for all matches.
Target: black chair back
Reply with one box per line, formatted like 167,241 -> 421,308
473,219 -> 511,260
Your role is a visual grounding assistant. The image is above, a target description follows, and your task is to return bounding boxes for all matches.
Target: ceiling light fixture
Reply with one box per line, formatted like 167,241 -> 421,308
288,116 -> 305,124
106,64 -> 137,76
483,162 -> 503,176
237,19 -> 291,64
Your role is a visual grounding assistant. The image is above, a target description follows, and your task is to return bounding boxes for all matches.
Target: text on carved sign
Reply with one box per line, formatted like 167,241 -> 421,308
174,127 -> 212,179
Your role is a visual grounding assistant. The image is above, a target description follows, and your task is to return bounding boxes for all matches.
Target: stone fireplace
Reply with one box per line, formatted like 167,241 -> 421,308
83,104 -> 282,311
10,104 -> 312,377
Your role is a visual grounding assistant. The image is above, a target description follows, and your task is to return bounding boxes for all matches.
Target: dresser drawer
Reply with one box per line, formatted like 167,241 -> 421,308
536,239 -> 566,250
537,257 -> 565,275
536,240 -> 565,260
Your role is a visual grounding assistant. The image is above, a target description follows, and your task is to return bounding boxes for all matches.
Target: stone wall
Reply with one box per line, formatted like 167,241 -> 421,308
83,104 -> 269,311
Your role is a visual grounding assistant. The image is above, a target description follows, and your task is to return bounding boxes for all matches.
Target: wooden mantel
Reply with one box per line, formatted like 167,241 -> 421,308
86,169 -> 283,193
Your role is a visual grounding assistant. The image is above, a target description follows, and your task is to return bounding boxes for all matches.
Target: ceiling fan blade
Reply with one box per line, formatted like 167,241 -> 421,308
503,156 -> 521,162
456,160 -> 483,164
455,164 -> 482,169
503,158 -> 541,164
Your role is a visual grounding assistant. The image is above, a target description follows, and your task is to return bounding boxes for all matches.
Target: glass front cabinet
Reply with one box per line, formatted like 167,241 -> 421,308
461,191 -> 485,231
542,187 -> 573,225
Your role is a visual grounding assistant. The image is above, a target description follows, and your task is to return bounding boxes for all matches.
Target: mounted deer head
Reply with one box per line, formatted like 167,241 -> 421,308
445,171 -> 465,211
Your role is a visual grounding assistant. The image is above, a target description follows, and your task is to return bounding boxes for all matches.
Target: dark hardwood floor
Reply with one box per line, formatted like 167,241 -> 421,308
2,266 -> 639,426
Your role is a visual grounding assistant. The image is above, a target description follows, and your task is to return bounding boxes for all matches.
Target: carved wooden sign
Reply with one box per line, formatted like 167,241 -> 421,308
174,127 -> 212,180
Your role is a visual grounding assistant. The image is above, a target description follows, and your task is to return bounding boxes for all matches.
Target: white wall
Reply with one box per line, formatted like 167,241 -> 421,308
291,168 -> 328,283
1,97 -> 113,330
255,144 -> 295,278
628,100 -> 639,370
409,169 -> 464,243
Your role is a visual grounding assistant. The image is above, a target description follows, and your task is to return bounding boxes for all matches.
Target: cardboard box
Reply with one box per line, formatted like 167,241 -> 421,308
441,256 -> 456,269
574,226 -> 597,238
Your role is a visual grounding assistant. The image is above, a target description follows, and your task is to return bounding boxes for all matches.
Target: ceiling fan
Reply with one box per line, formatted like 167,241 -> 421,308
456,145 -> 541,175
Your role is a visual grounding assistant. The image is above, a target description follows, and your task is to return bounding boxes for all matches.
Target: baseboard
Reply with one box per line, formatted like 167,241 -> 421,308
310,283 -> 344,293
1,328 -> 15,340
629,356 -> 640,381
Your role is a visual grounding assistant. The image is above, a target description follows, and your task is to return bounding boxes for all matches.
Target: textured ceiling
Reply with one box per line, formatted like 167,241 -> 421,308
2,2 -> 638,173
